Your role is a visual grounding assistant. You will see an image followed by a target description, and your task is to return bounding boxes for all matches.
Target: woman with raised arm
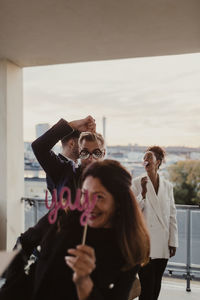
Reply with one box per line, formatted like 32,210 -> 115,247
132,146 -> 178,300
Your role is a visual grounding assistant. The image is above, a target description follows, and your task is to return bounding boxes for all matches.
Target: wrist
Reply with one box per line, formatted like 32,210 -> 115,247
75,276 -> 93,300
75,275 -> 92,286
68,121 -> 76,130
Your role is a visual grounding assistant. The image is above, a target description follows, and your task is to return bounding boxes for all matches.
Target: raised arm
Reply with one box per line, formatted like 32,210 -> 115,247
32,118 -> 74,185
32,116 -> 96,185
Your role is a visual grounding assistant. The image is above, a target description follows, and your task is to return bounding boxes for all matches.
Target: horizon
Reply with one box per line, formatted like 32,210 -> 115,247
24,139 -> 200,150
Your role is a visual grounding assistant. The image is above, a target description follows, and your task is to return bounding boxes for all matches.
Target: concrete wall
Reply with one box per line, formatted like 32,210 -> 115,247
0,60 -> 24,250
1,0 -> 200,67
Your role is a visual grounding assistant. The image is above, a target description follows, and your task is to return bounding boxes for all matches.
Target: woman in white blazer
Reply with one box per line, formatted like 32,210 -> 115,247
132,146 -> 178,300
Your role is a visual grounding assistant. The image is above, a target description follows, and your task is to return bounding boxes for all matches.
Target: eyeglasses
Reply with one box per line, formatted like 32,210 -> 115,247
79,149 -> 104,160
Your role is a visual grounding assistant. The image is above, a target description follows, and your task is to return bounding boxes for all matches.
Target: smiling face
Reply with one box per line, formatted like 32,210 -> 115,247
82,176 -> 116,228
143,151 -> 161,172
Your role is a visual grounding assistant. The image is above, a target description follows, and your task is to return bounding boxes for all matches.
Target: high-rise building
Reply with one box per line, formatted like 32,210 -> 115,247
36,123 -> 50,138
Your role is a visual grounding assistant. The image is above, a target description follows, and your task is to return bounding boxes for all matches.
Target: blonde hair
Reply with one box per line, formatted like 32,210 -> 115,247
78,132 -> 105,149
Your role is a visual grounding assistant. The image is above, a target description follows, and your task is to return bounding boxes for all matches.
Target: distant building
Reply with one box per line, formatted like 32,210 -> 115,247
102,116 -> 106,141
24,141 -> 34,160
36,123 -> 50,138
35,123 -> 61,154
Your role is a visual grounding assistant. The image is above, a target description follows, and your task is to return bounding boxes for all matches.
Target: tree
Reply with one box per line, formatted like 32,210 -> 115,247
168,160 -> 200,205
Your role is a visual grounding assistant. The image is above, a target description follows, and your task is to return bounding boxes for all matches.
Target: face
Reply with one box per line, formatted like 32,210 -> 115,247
143,151 -> 160,172
79,139 -> 105,169
82,176 -> 116,228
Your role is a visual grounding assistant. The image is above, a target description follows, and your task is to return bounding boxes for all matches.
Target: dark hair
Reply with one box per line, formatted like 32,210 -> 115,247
146,145 -> 166,168
82,159 -> 150,269
61,130 -> 80,145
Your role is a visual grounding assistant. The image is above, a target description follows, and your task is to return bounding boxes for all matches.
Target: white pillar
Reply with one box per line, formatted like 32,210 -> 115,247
0,60 -> 24,250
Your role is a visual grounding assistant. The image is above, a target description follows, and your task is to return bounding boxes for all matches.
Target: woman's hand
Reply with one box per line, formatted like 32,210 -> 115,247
65,245 -> 96,300
141,176 -> 148,199
169,246 -> 176,257
65,244 -> 96,284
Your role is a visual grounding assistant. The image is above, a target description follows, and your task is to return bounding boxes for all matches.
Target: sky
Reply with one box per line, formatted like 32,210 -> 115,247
23,53 -> 200,147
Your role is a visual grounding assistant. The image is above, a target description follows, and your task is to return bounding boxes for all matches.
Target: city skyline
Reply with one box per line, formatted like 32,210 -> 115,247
24,53 -> 200,147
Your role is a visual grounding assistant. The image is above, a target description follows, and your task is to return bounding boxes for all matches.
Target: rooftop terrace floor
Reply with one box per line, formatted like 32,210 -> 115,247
154,278 -> 200,300
1,277 -> 200,299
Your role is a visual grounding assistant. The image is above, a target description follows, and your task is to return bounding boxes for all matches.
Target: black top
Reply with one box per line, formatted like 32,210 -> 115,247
46,153 -> 74,195
1,211 -> 140,300
32,118 -> 82,199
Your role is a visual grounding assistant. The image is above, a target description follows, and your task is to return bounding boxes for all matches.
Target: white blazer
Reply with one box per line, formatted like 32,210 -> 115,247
132,174 -> 178,259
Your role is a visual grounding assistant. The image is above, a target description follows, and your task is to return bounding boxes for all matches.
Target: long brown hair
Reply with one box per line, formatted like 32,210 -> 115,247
82,159 -> 150,269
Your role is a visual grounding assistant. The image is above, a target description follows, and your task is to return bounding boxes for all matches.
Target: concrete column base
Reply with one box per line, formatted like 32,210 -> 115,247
0,60 -> 24,250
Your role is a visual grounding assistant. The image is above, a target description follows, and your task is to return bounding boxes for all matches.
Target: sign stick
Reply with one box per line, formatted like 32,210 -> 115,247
82,223 -> 88,245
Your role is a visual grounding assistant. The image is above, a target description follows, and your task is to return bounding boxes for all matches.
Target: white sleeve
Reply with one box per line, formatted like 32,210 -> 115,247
168,184 -> 179,247
132,180 -> 145,211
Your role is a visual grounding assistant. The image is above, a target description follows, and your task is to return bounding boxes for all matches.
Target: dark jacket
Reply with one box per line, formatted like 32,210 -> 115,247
46,153 -> 75,195
32,118 -> 82,199
15,119 -> 82,255
1,211 -> 139,300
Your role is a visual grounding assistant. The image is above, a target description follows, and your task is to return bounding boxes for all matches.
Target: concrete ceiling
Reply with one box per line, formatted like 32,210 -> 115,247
0,0 -> 200,67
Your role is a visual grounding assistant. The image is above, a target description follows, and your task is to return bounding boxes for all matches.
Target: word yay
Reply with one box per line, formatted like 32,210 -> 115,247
45,187 -> 97,226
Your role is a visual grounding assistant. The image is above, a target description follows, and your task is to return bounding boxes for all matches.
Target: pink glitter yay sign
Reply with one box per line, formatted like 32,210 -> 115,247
45,187 -> 97,226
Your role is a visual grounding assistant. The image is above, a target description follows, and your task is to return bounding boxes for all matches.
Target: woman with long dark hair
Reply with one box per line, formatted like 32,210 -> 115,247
64,159 -> 150,299
1,159 -> 149,300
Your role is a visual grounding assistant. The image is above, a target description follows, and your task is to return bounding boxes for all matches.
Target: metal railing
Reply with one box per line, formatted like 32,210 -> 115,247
165,205 -> 200,291
21,198 -> 200,291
